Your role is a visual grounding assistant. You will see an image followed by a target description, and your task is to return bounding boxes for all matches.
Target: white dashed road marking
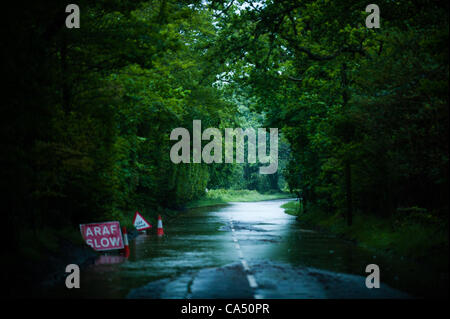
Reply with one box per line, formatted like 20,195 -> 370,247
229,219 -> 260,299
247,275 -> 258,288
241,259 -> 250,271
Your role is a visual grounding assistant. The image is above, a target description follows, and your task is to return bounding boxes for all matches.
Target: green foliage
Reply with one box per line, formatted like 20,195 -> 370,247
3,1 -> 448,292
188,188 -> 293,208
3,1 -> 240,246
213,0 -> 448,222
283,201 -> 448,260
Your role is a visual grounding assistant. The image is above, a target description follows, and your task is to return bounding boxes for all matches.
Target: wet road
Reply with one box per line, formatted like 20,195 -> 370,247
57,199 -> 411,298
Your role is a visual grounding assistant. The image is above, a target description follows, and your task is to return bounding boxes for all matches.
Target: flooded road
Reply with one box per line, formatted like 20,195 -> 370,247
53,199 -> 417,298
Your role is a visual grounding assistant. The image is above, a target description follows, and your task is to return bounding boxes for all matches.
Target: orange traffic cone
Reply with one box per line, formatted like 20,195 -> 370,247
122,226 -> 130,258
157,215 -> 164,236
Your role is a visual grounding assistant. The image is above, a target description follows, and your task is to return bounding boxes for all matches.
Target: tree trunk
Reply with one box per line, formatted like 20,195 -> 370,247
345,160 -> 353,226
341,62 -> 352,226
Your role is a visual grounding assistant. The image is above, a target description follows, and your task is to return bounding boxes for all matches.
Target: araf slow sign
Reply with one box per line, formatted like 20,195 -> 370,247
133,211 -> 152,231
80,221 -> 124,251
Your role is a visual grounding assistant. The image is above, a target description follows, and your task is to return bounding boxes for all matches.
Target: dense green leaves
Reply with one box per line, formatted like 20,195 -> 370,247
3,0 -> 448,253
212,0 -> 448,220
3,0 -> 240,242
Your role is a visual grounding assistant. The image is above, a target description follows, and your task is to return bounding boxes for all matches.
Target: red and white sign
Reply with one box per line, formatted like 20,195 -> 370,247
80,221 -> 124,251
133,211 -> 152,231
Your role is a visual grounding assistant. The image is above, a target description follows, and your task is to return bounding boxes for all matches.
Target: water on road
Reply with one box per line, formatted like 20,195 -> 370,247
51,199 -> 420,298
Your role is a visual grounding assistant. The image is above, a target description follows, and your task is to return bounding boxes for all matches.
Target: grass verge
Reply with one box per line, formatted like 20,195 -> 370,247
281,201 -> 449,262
187,189 -> 294,209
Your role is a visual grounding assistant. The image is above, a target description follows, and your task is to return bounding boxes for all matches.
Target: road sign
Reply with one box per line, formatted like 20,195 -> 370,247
79,221 -> 124,251
133,211 -> 152,231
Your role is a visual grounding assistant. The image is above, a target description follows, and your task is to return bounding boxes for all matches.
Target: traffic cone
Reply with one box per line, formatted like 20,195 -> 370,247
157,215 -> 164,236
122,226 -> 130,258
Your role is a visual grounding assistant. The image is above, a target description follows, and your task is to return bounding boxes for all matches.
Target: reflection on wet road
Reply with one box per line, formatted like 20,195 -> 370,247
57,199 -> 412,298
